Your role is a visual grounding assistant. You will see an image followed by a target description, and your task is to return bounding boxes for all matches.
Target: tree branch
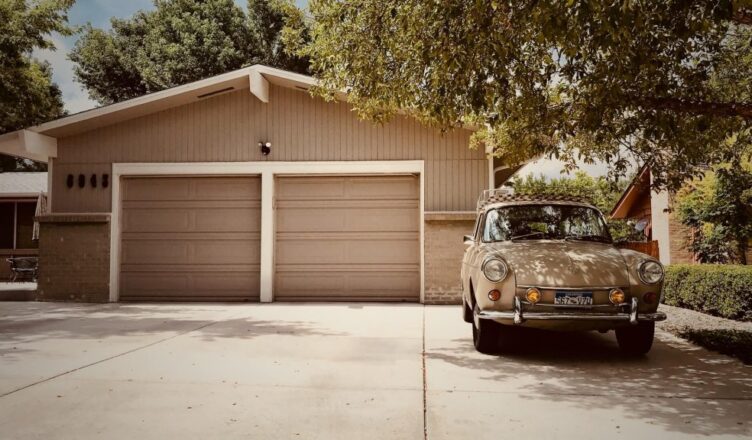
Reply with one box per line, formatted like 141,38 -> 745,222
637,97 -> 752,120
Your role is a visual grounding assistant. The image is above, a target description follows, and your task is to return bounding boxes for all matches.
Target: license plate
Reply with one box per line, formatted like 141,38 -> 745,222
554,291 -> 593,305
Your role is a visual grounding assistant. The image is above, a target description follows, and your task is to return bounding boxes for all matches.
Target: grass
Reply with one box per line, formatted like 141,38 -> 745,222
677,329 -> 752,365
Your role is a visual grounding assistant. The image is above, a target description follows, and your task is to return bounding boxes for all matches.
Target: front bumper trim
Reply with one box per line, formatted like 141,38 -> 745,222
481,297 -> 667,325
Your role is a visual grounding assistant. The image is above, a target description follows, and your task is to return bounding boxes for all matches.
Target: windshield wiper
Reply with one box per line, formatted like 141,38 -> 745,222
510,231 -> 546,241
565,234 -> 610,243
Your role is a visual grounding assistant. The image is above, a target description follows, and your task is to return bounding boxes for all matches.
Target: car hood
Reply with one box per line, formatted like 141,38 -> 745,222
483,240 -> 630,288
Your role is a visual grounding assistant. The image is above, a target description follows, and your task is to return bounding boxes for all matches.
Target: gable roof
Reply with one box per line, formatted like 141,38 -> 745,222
0,65 -> 319,162
0,172 -> 46,197
610,164 -> 650,219
31,65 -> 315,139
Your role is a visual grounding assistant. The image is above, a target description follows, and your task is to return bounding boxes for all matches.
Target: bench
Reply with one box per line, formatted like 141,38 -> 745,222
7,257 -> 38,282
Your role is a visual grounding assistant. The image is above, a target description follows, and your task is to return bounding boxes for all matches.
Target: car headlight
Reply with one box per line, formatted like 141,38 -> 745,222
482,258 -> 508,282
638,260 -> 664,284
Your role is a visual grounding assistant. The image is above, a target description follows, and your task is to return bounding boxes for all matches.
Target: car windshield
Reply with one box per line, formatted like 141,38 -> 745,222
482,204 -> 612,243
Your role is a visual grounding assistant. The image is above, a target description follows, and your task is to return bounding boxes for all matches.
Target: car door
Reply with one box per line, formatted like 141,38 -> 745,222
462,212 -> 485,295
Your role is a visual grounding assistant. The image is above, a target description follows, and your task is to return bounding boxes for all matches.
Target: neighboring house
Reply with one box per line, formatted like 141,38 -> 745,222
0,172 -> 46,280
0,65 -> 520,304
610,165 -> 735,265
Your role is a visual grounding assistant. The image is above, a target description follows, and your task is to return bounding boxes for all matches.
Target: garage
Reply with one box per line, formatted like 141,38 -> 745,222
119,176 -> 261,301
274,175 -> 420,302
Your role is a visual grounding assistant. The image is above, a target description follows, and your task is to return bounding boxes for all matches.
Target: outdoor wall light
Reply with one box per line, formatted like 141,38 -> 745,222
259,141 -> 271,156
66,174 -> 74,188
78,174 -> 85,188
102,174 -> 109,188
90,174 -> 97,188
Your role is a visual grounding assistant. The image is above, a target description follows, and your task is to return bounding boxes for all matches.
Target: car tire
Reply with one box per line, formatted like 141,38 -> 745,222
472,303 -> 499,354
462,297 -> 473,323
616,322 -> 655,355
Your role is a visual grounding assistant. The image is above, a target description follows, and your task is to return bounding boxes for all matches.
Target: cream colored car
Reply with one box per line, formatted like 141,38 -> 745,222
461,191 -> 666,354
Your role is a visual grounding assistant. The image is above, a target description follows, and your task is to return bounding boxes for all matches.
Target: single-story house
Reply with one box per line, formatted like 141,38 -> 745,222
0,65 -> 519,304
0,172 -> 47,280
611,165 -> 751,265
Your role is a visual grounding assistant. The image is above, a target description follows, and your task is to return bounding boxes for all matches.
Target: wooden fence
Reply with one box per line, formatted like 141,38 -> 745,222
616,241 -> 660,259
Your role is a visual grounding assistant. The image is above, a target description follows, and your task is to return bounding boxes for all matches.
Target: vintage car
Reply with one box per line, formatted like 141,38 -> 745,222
461,190 -> 666,355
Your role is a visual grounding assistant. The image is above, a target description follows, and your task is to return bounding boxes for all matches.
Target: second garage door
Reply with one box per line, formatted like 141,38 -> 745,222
274,175 -> 420,301
120,176 -> 261,301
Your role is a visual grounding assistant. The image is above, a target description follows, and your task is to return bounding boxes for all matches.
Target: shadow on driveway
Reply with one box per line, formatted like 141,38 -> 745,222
428,327 -> 751,437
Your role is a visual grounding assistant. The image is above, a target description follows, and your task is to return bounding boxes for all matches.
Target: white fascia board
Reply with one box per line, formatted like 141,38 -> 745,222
32,65 -> 313,135
249,70 -> 270,103
0,130 -> 55,162
255,65 -> 317,89
112,161 -> 424,176
33,67 -> 257,135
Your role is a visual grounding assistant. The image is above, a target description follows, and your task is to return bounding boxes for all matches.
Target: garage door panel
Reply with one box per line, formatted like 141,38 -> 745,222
346,177 -> 419,199
122,239 -> 259,265
276,207 -> 418,232
121,271 -> 260,301
276,238 -> 419,265
275,271 -> 418,300
123,176 -> 260,201
193,208 -> 261,231
275,175 -> 419,301
123,209 -> 192,232
120,176 -> 260,301
123,208 -> 260,233
276,175 -> 418,200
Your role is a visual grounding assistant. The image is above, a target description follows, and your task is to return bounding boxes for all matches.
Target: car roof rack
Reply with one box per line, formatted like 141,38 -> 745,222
477,189 -> 594,212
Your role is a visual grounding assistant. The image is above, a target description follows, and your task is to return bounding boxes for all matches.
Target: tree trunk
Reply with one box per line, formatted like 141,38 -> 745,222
739,241 -> 748,265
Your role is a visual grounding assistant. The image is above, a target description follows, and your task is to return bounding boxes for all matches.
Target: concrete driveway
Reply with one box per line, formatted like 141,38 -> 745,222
0,302 -> 749,439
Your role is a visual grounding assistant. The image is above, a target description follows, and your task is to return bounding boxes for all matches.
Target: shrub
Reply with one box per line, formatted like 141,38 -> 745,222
677,329 -> 752,365
663,264 -> 752,321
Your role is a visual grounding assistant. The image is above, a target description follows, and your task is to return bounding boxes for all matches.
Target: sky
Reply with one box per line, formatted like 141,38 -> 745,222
33,0 -> 610,180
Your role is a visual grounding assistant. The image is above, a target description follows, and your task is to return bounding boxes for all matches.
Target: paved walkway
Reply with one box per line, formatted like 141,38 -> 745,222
0,302 -> 749,439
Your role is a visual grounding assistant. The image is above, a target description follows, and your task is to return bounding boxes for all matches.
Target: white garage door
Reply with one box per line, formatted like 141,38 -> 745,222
119,176 -> 261,301
274,175 -> 420,301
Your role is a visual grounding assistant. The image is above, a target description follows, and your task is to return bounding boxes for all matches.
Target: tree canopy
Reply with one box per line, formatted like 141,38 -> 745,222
287,0 -> 752,190
0,0 -> 72,170
71,0 -> 310,105
675,160 -> 752,264
508,171 -> 641,242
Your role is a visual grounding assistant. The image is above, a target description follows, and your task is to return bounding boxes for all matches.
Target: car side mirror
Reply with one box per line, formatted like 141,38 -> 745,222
463,235 -> 474,244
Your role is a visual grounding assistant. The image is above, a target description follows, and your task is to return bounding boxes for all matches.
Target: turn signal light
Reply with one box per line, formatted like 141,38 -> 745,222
488,290 -> 501,301
643,292 -> 657,304
526,288 -> 541,304
609,288 -> 626,305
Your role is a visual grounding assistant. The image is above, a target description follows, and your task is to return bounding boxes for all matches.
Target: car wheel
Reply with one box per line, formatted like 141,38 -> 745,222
462,297 -> 473,323
472,303 -> 499,354
615,322 -> 655,356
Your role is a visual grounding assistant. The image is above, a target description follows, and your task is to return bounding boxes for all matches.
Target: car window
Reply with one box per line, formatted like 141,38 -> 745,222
482,204 -> 611,243
473,213 -> 484,240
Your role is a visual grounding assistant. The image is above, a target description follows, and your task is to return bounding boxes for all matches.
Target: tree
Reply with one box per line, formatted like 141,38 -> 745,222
70,0 -> 310,105
285,0 -> 752,190
675,160 -> 752,264
508,171 -> 641,242
0,0 -> 72,171
247,0 -> 310,75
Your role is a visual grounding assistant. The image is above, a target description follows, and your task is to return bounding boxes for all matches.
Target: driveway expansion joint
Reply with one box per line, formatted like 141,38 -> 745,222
0,317 -> 228,399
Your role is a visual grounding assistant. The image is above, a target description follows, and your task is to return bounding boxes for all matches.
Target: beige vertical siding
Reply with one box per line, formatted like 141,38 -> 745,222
53,85 -> 487,213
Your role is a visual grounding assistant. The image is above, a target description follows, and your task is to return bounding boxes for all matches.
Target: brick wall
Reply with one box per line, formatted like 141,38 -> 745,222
668,212 -> 695,264
36,214 -> 110,302
424,213 -> 475,305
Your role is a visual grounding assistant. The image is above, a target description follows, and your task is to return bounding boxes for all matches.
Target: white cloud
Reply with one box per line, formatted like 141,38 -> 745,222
33,34 -> 98,114
517,157 -> 611,180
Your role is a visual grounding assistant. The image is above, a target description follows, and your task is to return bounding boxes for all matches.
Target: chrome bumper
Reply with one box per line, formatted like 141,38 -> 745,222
478,297 -> 667,325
